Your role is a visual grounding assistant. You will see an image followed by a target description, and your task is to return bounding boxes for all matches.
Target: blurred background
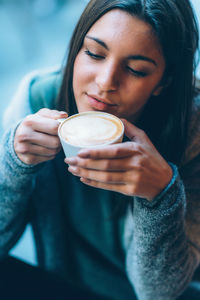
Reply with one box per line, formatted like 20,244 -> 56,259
0,0 -> 88,136
0,0 -> 200,265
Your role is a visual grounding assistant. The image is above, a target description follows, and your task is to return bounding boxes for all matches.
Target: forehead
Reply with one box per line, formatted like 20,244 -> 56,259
86,9 -> 163,59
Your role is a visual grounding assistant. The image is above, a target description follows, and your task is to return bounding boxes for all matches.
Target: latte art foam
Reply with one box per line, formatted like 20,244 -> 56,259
60,113 -> 123,147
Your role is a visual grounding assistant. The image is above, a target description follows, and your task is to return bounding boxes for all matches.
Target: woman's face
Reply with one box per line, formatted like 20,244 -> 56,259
73,9 -> 166,122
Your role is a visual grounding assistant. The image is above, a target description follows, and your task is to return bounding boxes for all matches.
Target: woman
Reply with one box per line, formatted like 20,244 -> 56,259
1,0 -> 200,299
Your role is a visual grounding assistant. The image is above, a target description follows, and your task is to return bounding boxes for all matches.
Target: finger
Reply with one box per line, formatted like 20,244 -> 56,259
38,108 -> 68,120
121,119 -> 146,143
80,178 -> 128,195
78,141 -> 139,159
18,153 -> 56,165
17,130 -> 61,149
15,142 -> 61,157
65,156 -> 133,171
23,115 -> 61,135
68,166 -> 126,183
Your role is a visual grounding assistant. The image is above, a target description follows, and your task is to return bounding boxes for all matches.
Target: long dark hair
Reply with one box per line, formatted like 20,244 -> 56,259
57,0 -> 199,166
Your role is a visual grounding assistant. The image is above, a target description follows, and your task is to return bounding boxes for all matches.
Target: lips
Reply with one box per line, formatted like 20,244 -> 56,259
87,94 -> 116,106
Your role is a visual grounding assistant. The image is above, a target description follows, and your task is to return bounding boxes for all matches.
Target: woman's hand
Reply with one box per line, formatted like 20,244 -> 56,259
14,108 -> 68,165
65,119 -> 173,200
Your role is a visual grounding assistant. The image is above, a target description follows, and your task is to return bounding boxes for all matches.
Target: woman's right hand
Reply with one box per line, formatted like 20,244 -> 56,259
14,108 -> 68,165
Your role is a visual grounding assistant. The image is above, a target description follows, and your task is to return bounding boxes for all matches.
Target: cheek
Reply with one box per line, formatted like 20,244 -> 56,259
120,79 -> 158,117
124,80 -> 153,104
73,54 -> 94,90
133,75 -> 163,100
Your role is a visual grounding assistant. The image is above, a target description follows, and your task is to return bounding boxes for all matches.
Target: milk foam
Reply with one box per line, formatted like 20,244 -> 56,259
60,114 -> 122,147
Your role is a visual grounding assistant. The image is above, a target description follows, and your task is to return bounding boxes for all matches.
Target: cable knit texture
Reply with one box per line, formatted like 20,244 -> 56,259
0,70 -> 200,300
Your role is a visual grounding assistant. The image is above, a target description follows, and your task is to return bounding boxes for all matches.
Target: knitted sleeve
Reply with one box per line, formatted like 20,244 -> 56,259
123,96 -> 200,300
0,69 -> 60,258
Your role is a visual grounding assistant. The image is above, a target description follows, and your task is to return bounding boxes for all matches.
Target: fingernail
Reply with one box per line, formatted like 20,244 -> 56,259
65,157 -> 77,165
80,178 -> 89,184
80,177 -> 87,183
68,166 -> 78,173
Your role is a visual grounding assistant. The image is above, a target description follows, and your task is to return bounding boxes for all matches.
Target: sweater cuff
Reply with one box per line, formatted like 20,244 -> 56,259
135,163 -> 181,208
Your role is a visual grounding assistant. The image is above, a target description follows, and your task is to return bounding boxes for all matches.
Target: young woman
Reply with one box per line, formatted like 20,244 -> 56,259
1,0 -> 200,299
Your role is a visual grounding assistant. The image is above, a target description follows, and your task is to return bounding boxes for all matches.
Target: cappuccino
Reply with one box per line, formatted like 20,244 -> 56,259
58,111 -> 124,157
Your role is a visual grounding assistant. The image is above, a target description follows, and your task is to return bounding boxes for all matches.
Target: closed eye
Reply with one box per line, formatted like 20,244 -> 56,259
85,48 -> 147,77
126,66 -> 147,77
84,49 -> 105,60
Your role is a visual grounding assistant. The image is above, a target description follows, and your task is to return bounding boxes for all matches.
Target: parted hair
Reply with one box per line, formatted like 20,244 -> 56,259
57,0 -> 199,165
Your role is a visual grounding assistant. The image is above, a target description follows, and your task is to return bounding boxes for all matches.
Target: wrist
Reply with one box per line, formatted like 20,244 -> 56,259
134,163 -> 183,210
147,163 -> 173,201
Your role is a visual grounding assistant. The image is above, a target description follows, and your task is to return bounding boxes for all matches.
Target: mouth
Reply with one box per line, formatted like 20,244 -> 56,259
86,94 -> 117,111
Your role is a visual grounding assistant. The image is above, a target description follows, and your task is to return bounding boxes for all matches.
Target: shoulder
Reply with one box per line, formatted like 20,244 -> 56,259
182,90 -> 200,165
2,67 -> 63,129
29,67 -> 63,113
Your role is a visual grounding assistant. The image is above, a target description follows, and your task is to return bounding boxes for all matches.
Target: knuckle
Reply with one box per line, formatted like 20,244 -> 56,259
127,141 -> 134,148
38,108 -> 49,115
17,132 -> 29,143
52,109 -> 62,115
133,143 -> 143,153
17,144 -> 30,154
23,115 -> 35,127
128,142 -> 136,153
126,142 -> 140,154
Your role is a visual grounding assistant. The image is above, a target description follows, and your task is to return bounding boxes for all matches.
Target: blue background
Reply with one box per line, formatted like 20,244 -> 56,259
0,0 -> 199,265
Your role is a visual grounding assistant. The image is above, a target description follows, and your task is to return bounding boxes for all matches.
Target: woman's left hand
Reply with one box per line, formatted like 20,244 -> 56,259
65,119 -> 173,201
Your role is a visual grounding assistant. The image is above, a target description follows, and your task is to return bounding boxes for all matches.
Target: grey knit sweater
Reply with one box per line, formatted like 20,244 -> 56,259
0,69 -> 200,300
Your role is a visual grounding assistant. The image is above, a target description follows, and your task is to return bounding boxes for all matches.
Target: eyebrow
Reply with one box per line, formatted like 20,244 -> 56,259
86,35 -> 109,50
127,55 -> 157,66
85,35 -> 157,66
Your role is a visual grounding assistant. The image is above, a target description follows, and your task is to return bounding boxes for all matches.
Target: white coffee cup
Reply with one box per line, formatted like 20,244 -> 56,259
58,111 -> 124,157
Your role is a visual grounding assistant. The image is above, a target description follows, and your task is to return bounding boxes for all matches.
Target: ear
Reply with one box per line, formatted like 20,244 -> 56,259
152,77 -> 172,96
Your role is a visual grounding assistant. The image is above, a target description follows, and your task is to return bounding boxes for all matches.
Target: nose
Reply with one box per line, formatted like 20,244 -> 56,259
95,60 -> 120,92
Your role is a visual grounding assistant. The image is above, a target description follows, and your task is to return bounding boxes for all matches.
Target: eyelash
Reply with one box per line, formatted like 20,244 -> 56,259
126,66 -> 146,78
84,49 -> 104,60
84,49 -> 147,78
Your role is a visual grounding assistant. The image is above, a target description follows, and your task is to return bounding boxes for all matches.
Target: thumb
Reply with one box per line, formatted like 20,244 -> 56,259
121,119 -> 144,143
